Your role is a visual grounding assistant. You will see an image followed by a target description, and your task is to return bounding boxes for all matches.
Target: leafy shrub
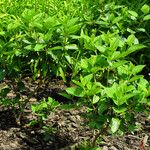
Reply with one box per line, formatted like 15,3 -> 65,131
0,0 -> 150,148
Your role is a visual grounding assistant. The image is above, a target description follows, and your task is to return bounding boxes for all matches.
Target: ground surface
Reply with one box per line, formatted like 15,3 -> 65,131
0,79 -> 149,150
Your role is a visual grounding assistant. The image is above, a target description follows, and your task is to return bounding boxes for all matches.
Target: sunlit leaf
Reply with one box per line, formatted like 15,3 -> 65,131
34,44 -> 46,51
66,86 -> 85,97
141,4 -> 149,14
111,118 -> 121,133
92,95 -> 99,104
143,14 -> 150,21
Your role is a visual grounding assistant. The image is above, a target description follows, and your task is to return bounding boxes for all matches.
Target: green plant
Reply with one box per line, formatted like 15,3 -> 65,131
0,1 -> 150,149
63,9 -> 150,146
30,97 -> 60,128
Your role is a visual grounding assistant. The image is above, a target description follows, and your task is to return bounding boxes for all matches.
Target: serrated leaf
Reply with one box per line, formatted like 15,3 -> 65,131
143,14 -> 150,21
111,118 -> 121,133
141,4 -> 150,14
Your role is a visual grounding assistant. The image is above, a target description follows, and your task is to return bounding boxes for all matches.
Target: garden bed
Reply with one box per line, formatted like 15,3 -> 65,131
0,80 -> 149,150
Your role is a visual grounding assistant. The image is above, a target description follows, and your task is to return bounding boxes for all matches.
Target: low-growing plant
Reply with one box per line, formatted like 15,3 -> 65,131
29,97 -> 60,128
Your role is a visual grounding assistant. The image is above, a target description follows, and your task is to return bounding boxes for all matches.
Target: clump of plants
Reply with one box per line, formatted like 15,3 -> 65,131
0,0 -> 150,149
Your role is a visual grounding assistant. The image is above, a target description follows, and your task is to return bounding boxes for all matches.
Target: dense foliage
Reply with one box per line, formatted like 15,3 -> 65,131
0,0 -> 150,149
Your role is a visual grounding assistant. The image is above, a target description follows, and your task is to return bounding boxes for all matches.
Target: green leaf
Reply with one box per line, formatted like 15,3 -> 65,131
31,105 -> 36,113
44,16 -> 60,29
72,80 -> 83,88
30,22 -> 43,30
47,97 -> 54,104
123,93 -> 136,103
128,10 -> 138,18
127,28 -> 135,34
127,34 -> 135,46
59,92 -> 72,100
128,75 -> 143,82
137,28 -> 146,32
67,17 -> 79,26
80,59 -> 89,69
112,16 -> 123,24
66,86 -> 85,97
111,51 -> 121,60
92,95 -> 99,104
65,44 -> 78,50
48,46 -> 62,52
58,67 -> 66,82
24,45 -> 33,50
95,55 -> 109,67
113,106 -> 127,114
87,84 -> 102,96
7,21 -> 21,30
48,97 -> 59,108
96,45 -> 106,53
141,4 -> 150,14
67,24 -> 81,34
34,44 -> 46,51
122,44 -> 146,57
65,55 -> 73,64
111,118 -> 121,133
44,30 -> 53,42
110,37 -> 120,51
0,31 -> 5,36
143,14 -> 150,21
0,13 -> 7,18
98,102 -> 108,114
80,74 -> 93,86
132,65 -> 145,75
